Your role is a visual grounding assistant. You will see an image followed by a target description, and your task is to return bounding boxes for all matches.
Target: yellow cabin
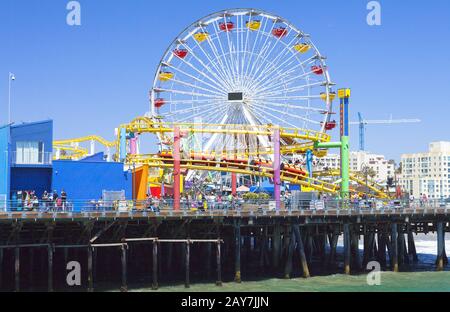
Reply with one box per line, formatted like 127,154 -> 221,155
320,92 -> 336,102
294,43 -> 311,53
159,72 -> 174,81
246,20 -> 261,31
193,32 -> 209,42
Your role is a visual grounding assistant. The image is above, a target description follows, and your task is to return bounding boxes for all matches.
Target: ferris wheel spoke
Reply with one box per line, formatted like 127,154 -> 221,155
250,107 -> 299,129
168,77 -> 226,97
180,43 -> 232,90
249,53 -> 317,93
174,56 -> 230,91
257,81 -> 325,98
242,16 -> 273,90
191,41 -> 233,90
159,88 -> 224,99
223,18 -> 240,87
211,19 -> 237,86
250,100 -> 325,112
164,102 -> 221,117
254,95 -> 321,101
249,31 -> 299,89
243,20 -> 278,90
164,99 -> 223,104
166,64 -> 229,94
255,69 -> 320,96
177,104 -> 224,122
199,24 -> 236,86
251,35 -> 314,84
251,101 -> 321,125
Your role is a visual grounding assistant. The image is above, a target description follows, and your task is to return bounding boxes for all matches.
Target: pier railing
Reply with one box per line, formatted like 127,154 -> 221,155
0,198 -> 449,216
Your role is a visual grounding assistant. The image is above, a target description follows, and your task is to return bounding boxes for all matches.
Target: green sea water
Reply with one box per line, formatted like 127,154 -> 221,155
131,272 -> 450,292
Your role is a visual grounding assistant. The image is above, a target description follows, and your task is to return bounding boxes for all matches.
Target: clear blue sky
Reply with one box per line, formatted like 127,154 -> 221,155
1,0 -> 449,161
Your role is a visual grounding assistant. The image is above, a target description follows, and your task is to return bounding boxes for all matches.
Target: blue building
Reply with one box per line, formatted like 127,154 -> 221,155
53,152 -> 132,211
0,120 -> 53,206
0,120 -> 131,211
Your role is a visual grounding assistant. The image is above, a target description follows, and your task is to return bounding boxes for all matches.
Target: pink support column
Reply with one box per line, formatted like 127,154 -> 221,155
273,128 -> 281,210
130,135 -> 138,155
173,127 -> 181,211
231,173 -> 237,196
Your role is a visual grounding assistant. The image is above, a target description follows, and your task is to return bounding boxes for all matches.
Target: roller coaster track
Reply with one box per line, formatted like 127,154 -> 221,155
52,118 -> 390,198
118,117 -> 331,144
53,136 -> 117,160
126,155 -> 391,198
314,170 -> 390,199
54,135 -> 117,148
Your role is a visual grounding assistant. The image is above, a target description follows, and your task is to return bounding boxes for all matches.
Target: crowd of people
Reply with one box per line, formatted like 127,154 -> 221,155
143,191 -> 294,211
11,189 -> 68,212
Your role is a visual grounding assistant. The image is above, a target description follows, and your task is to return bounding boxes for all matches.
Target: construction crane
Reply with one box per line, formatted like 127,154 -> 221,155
350,113 -> 421,151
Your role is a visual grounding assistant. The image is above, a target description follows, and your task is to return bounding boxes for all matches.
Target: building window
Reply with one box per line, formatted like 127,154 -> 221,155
15,141 -> 44,164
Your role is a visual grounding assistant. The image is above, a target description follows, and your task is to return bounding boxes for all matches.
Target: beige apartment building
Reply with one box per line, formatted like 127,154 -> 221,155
399,142 -> 450,199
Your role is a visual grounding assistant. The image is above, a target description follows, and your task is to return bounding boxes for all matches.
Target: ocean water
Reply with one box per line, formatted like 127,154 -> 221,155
130,234 -> 450,292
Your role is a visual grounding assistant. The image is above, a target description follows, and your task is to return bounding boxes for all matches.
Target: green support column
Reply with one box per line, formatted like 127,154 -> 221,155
338,89 -> 351,199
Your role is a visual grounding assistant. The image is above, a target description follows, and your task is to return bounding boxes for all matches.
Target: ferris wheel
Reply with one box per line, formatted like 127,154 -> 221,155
150,8 -> 336,155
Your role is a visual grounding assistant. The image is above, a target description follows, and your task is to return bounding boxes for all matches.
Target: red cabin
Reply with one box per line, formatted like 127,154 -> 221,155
173,49 -> 188,59
311,65 -> 324,75
219,22 -> 234,32
154,98 -> 166,108
272,27 -> 288,38
322,120 -> 337,131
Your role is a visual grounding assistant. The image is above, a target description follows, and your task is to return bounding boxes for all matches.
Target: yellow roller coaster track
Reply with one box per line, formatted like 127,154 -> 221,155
53,135 -> 117,160
127,155 -> 389,198
54,135 -> 117,147
118,117 -> 331,144
313,170 -> 390,199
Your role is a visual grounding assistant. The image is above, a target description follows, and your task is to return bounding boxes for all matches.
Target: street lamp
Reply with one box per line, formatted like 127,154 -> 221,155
8,72 -> 16,124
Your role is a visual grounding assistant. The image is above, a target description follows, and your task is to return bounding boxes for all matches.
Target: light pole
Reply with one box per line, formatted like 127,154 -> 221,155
8,72 -> 16,124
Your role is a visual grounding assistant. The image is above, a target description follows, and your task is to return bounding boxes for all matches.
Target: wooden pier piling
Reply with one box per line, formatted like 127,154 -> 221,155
436,222 -> 445,271
407,230 -> 418,262
391,224 -> 399,272
293,225 -> 310,278
284,226 -> 294,279
120,244 -> 127,292
343,223 -> 351,275
48,245 -> 53,292
87,246 -> 94,292
152,241 -> 158,290
234,220 -> 241,283
15,247 -> 20,292
185,241 -> 190,288
216,240 -> 222,287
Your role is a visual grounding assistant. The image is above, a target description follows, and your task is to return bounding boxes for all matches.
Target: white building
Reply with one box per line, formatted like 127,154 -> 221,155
315,151 -> 395,184
399,142 -> 450,199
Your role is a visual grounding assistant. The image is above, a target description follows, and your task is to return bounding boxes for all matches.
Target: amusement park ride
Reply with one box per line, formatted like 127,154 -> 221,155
53,8 -> 392,208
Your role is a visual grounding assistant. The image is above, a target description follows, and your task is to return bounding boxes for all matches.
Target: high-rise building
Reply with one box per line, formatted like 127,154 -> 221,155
399,142 -> 450,199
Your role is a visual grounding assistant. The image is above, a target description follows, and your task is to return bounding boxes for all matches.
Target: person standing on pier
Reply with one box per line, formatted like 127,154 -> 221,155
61,189 -> 67,211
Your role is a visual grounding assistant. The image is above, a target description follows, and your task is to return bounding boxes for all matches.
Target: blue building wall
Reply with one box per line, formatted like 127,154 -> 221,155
10,120 -> 53,157
52,160 -> 132,211
8,120 -> 53,201
10,167 -> 52,197
0,125 -> 11,207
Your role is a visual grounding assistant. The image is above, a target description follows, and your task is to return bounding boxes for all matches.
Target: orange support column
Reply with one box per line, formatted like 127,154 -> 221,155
132,165 -> 149,201
173,127 -> 181,211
